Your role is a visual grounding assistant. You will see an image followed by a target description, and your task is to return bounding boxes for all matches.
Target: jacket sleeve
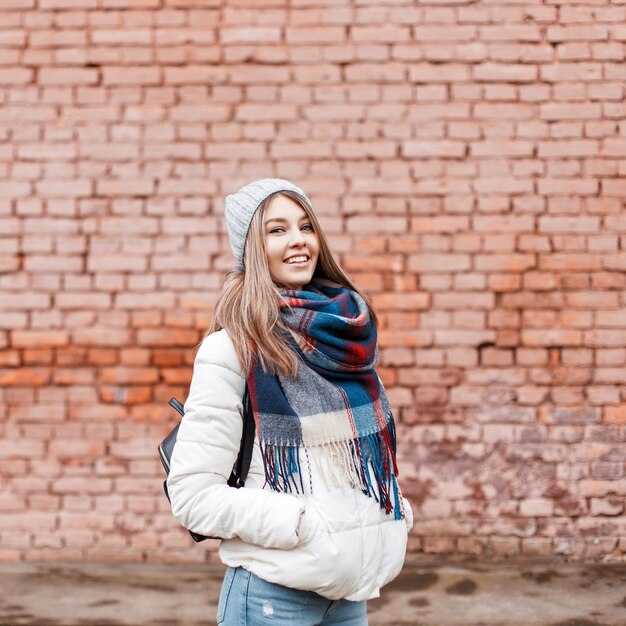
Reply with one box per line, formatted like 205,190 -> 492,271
166,330 -> 305,550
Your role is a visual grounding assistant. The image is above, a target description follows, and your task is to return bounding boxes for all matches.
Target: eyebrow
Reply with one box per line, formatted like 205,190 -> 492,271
265,216 -> 309,225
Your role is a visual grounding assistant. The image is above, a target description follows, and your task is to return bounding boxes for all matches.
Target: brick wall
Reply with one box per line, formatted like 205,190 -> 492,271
0,0 -> 625,564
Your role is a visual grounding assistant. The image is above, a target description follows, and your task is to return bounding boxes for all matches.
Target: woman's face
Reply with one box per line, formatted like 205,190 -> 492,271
264,194 -> 320,290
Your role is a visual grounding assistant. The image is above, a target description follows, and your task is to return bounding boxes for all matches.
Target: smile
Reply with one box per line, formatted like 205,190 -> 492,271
284,256 -> 309,265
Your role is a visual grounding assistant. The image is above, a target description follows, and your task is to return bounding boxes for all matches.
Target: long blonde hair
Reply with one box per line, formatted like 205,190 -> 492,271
207,191 -> 378,378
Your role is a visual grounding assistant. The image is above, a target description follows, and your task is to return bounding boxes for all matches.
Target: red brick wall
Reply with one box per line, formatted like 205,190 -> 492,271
1,0 -> 625,563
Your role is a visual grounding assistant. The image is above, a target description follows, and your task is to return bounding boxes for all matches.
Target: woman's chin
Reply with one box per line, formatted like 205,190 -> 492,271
275,270 -> 315,290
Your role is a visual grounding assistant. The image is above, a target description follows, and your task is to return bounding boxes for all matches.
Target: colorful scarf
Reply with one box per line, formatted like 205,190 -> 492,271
247,279 -> 404,520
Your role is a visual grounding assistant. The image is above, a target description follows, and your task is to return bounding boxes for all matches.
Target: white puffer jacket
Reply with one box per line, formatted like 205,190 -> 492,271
167,329 -> 413,601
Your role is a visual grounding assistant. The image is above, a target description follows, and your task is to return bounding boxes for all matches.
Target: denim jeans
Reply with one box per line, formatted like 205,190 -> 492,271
217,566 -> 368,625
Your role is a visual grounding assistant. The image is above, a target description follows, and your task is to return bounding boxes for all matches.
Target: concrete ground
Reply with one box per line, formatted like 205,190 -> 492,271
0,560 -> 625,626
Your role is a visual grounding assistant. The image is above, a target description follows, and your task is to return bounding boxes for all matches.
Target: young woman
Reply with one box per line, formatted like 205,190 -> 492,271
167,178 -> 413,625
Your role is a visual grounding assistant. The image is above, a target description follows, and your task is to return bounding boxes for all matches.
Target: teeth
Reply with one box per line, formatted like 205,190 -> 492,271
285,256 -> 308,264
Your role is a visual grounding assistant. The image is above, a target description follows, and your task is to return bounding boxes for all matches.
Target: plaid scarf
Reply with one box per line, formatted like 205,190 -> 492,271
247,279 -> 403,520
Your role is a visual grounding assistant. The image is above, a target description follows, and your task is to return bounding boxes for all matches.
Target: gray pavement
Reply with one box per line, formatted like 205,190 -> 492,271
0,560 -> 625,626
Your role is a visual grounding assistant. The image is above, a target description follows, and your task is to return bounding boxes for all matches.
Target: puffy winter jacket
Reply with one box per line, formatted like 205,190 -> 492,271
166,328 -> 413,601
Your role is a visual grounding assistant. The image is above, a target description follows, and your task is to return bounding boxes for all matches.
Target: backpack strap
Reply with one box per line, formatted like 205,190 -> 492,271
166,383 -> 255,489
229,383 -> 255,488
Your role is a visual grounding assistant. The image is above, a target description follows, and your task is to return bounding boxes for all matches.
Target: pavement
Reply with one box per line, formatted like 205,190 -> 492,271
0,560 -> 625,626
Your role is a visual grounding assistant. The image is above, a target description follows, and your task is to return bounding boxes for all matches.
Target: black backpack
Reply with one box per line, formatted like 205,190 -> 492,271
158,385 -> 255,542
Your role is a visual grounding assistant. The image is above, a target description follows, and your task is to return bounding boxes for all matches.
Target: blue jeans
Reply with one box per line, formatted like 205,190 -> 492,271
217,566 -> 368,625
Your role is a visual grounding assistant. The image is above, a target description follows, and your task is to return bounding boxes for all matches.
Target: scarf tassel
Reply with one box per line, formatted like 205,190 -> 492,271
259,422 -> 403,521
260,442 -> 305,495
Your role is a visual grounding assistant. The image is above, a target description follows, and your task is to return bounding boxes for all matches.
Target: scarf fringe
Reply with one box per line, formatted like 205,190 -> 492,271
259,419 -> 403,520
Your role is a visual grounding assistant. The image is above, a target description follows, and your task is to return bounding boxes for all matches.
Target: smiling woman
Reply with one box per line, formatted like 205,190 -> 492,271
165,179 -> 413,626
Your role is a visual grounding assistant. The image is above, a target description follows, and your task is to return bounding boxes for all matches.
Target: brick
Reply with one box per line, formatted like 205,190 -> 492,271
579,478 -> 626,498
0,68 -> 33,86
542,102 -> 603,121
479,25 -> 541,42
605,405 -> 626,424
519,498 -> 554,517
535,254 -> 601,274
0,439 -> 45,457
133,328 -> 198,347
285,27 -> 345,44
474,63 -> 537,82
95,179 -> 155,196
521,538 -> 553,556
471,141 -> 533,157
84,255 -> 147,273
402,141 -> 465,158
543,405 -> 602,428
36,180 -> 92,198
54,292 -> 111,310
407,254 -> 471,273
593,349 -> 625,366
0,287 -> 49,310
539,216 -> 600,234
12,331 -> 69,348
435,292 -> 493,310
602,253 -> 626,271
69,325 -> 131,348
101,66 -> 160,85
590,497 -> 624,516
40,0 -> 97,6
100,367 -> 159,385
474,254 -> 535,272
23,255 -> 83,272
547,25 -> 608,42
10,402 -> 65,421
38,68 -> 98,86
0,181 -> 32,198
92,29 -> 153,45
473,177 -> 533,193
372,293 -> 430,310
0,368 -> 51,387
220,27 -> 281,44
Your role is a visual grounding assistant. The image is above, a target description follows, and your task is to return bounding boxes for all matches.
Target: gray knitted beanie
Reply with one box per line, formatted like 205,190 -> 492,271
224,178 -> 312,267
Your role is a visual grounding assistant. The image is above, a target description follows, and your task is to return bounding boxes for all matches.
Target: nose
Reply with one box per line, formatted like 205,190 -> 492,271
288,226 -> 306,246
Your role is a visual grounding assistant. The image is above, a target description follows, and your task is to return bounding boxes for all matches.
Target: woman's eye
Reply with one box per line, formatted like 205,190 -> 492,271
302,224 -> 313,231
269,227 -> 284,234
